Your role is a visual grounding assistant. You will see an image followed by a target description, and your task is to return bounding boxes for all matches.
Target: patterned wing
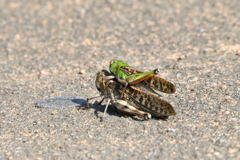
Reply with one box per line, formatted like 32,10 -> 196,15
120,66 -> 176,94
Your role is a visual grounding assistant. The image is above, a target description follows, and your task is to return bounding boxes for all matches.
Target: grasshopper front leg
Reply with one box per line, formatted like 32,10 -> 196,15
115,77 -> 128,99
86,95 -> 102,109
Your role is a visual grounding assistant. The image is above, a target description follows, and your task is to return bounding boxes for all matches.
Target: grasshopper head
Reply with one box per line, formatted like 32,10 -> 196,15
109,59 -> 129,75
109,59 -> 118,75
95,71 -> 103,92
95,70 -> 111,92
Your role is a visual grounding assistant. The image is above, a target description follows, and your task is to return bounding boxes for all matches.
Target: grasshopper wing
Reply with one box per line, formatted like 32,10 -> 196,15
125,86 -> 176,117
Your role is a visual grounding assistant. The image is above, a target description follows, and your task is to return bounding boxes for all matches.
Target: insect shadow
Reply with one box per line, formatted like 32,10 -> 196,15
72,98 -> 121,119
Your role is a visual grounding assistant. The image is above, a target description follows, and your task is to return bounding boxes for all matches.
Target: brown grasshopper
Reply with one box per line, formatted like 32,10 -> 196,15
87,70 -> 176,120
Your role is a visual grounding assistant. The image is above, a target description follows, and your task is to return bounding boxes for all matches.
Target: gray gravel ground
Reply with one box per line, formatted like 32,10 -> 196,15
1,0 -> 240,159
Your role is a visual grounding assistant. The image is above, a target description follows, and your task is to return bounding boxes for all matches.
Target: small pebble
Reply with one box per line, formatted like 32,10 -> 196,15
166,128 -> 176,132
79,70 -> 86,75
214,152 -> 220,156
224,111 -> 230,115
40,70 -> 50,75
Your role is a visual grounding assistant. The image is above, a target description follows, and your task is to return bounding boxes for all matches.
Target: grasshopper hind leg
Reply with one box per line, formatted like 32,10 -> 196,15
113,100 -> 151,120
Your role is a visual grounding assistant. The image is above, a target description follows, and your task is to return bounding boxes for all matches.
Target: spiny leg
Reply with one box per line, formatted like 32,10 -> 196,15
101,99 -> 111,122
113,100 -> 151,120
102,76 -> 115,92
86,95 -> 102,109
120,82 -> 128,99
119,69 -> 160,99
98,97 -> 105,105
115,77 -> 128,100
126,69 -> 160,85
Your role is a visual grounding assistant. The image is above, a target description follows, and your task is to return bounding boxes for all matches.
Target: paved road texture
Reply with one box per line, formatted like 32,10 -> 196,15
0,0 -> 240,159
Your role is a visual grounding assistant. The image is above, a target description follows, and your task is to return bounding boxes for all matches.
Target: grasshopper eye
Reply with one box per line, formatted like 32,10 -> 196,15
110,60 -> 116,64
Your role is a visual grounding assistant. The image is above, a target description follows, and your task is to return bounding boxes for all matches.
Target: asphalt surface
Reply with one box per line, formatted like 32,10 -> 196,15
0,0 -> 240,159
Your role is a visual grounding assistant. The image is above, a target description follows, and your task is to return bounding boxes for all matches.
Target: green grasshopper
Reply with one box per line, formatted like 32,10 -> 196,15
105,59 -> 176,99
87,70 -> 176,120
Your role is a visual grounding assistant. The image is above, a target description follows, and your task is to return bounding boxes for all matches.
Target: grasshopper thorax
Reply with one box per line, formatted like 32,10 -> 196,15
109,59 -> 129,76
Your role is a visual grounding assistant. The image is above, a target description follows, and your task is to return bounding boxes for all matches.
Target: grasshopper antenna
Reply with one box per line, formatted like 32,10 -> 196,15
91,50 -> 110,61
77,58 -> 98,73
